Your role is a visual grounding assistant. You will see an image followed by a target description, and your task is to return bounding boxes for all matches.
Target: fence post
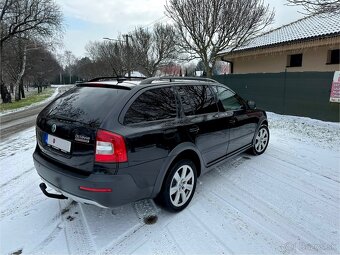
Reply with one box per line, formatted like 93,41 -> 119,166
283,69 -> 287,114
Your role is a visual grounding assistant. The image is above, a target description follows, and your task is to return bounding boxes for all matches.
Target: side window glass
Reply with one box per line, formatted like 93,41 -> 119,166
178,85 -> 218,116
124,87 -> 177,124
178,90 -> 194,116
214,86 -> 244,111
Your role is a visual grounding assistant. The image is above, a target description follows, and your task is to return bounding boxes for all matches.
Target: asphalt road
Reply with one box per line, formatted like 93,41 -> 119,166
0,103 -> 48,141
0,86 -> 72,141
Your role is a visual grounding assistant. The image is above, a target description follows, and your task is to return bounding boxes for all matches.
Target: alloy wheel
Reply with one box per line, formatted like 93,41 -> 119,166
169,165 -> 195,207
255,127 -> 269,153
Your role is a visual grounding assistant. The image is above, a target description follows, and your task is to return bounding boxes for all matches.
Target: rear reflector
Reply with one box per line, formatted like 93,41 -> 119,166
79,186 -> 112,192
95,129 -> 128,163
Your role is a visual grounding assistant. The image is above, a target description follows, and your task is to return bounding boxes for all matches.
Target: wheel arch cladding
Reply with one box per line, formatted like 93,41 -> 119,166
168,150 -> 201,177
261,119 -> 268,126
152,148 -> 202,197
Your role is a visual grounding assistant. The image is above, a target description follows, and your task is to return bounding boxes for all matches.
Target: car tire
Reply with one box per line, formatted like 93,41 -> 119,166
249,125 -> 270,155
158,159 -> 197,212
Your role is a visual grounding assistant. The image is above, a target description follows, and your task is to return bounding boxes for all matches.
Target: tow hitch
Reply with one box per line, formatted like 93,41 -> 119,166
39,183 -> 68,200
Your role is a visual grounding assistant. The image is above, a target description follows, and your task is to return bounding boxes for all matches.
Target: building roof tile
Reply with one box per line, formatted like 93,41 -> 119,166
220,13 -> 340,54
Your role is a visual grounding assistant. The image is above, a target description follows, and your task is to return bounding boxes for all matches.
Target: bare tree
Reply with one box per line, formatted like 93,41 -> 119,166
2,36 -> 28,99
25,45 -> 61,91
0,0 -> 63,101
165,0 -> 274,77
4,38 -> 61,97
286,0 -> 340,14
85,24 -> 177,78
130,23 -> 178,77
73,57 -> 111,81
63,50 -> 76,84
86,40 -> 129,77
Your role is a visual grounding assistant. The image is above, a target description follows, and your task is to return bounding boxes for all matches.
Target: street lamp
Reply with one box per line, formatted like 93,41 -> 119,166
103,35 -> 132,78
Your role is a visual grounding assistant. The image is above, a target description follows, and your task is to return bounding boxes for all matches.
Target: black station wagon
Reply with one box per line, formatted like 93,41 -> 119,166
33,77 -> 269,212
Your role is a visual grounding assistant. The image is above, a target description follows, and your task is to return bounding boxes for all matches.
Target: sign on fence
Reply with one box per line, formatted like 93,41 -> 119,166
330,71 -> 340,103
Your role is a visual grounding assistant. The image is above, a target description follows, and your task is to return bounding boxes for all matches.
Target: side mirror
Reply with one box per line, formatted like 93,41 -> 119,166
247,100 -> 256,110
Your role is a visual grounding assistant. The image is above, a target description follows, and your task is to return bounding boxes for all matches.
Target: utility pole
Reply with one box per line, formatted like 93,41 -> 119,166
125,34 -> 131,78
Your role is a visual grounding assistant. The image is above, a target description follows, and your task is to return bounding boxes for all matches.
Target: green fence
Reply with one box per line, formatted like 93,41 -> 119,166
214,72 -> 340,122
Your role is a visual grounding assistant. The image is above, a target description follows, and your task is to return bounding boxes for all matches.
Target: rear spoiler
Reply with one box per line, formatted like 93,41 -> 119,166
76,83 -> 132,90
89,76 -> 146,83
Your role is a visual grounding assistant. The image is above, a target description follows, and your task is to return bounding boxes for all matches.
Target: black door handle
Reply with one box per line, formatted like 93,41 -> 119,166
189,126 -> 200,134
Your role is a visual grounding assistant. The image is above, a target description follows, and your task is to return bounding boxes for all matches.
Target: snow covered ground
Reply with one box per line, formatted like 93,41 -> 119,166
0,113 -> 339,255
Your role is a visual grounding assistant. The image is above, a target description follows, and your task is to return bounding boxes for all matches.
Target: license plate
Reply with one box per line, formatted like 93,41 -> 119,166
44,133 -> 71,153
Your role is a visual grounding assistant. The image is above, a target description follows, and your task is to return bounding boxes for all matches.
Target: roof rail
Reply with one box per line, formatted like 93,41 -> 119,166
139,76 -> 218,85
89,76 -> 147,83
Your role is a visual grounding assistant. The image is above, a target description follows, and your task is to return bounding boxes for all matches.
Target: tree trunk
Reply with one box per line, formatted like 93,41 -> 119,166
0,41 -> 11,103
15,84 -> 20,101
1,81 -> 12,103
38,84 -> 42,93
14,45 -> 27,101
206,67 -> 213,78
20,79 -> 25,98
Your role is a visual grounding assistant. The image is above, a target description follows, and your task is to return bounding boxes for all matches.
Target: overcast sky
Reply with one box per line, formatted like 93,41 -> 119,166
56,0 -> 304,58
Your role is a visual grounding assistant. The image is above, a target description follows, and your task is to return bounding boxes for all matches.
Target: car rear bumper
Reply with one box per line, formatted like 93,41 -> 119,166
33,149 -> 152,208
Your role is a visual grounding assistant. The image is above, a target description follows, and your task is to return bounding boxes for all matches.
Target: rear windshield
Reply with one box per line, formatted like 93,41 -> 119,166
45,86 -> 128,127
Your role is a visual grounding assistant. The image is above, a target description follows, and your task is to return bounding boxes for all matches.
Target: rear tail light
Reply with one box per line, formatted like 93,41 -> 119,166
95,130 -> 127,163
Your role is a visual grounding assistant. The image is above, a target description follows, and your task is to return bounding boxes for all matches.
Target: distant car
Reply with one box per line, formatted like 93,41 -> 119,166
33,76 -> 269,212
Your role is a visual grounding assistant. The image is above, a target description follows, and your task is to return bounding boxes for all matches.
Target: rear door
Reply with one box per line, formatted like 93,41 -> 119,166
36,86 -> 129,174
121,86 -> 179,166
177,85 -> 228,165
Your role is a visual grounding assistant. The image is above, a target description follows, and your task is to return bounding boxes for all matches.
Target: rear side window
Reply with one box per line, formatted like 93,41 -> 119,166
178,85 -> 218,116
124,87 -> 177,124
46,86 -> 129,127
213,86 -> 244,111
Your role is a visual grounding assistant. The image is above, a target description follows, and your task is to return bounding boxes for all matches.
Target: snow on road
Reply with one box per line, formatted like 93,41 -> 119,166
0,113 -> 339,255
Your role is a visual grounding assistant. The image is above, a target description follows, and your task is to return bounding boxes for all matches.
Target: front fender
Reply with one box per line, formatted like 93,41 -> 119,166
252,114 -> 269,145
